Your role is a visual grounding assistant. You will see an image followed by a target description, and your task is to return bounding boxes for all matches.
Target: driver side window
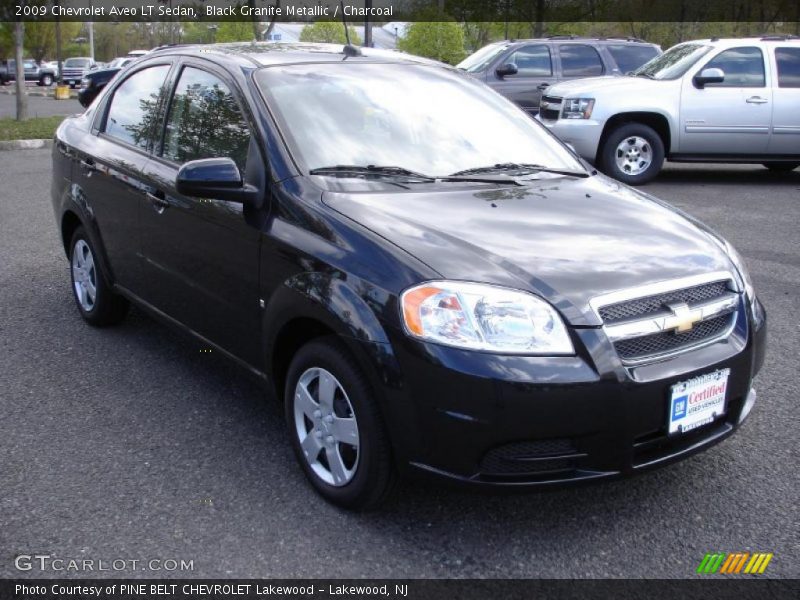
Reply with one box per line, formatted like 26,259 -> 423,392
506,45 -> 552,77
703,47 -> 765,87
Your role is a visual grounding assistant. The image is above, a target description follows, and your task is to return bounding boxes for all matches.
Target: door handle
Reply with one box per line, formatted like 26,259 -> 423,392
746,96 -> 768,104
146,190 -> 169,213
537,82 -> 550,90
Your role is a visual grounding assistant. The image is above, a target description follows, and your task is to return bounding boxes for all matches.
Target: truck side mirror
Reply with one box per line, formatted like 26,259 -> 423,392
495,63 -> 518,78
693,67 -> 725,88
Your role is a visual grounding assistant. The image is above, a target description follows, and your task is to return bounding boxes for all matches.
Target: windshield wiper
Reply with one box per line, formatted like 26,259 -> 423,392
634,72 -> 656,79
309,164 -> 522,185
450,162 -> 588,178
309,165 -> 436,180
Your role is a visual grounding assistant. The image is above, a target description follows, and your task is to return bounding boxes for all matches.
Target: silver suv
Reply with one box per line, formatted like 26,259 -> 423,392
538,36 -> 800,184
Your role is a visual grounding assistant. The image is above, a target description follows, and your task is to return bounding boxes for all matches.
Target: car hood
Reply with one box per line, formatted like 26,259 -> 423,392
546,75 -> 665,98
322,175 -> 734,326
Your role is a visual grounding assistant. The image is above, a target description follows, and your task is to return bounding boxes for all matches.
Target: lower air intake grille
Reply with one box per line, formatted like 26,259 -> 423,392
480,439 -> 578,476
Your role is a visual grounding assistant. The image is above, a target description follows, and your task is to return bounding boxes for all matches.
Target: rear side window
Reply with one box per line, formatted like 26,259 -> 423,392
703,47 -> 765,87
607,45 -> 659,73
507,45 -> 552,76
775,47 -> 800,88
559,45 -> 604,77
104,65 -> 170,150
161,67 -> 251,173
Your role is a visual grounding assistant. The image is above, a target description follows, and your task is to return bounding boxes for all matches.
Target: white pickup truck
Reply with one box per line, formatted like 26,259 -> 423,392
538,35 -> 800,184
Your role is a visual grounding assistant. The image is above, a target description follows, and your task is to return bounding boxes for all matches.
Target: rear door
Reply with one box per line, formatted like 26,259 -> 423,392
679,46 -> 772,154
489,43 -> 556,115
557,44 -> 606,81
768,46 -> 800,155
73,62 -> 173,289
138,61 -> 264,364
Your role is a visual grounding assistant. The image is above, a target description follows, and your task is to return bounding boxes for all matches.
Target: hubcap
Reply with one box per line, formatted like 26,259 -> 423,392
615,136 -> 652,176
293,367 -> 360,487
71,239 -> 97,311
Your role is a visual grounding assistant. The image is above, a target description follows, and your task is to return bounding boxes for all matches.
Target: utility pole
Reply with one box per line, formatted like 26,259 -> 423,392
363,0 -> 372,47
14,20 -> 28,121
88,22 -> 95,60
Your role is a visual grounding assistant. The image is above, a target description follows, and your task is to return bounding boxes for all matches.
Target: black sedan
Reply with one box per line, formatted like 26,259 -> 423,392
50,43 -> 766,510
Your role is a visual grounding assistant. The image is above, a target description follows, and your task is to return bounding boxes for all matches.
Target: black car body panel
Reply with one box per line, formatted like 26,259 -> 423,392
77,67 -> 121,107
51,43 -> 765,490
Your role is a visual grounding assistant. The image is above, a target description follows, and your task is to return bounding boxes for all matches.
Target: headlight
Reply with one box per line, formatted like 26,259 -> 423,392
80,77 -> 90,87
400,281 -> 574,354
561,98 -> 595,120
724,241 -> 755,301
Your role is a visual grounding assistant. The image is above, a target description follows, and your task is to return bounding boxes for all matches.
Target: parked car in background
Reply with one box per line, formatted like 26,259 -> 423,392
44,61 -> 60,79
0,58 -> 58,86
61,57 -> 98,88
78,67 -> 122,107
51,43 -> 765,510
538,35 -> 800,184
107,57 -> 135,69
458,36 -> 661,115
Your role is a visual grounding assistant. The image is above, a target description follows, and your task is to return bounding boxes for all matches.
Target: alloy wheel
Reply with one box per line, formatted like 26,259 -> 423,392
293,367 -> 360,487
71,239 -> 97,311
615,136 -> 653,176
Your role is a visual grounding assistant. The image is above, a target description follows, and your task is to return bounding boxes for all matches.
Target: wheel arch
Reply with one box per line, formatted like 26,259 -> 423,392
597,111 -> 672,163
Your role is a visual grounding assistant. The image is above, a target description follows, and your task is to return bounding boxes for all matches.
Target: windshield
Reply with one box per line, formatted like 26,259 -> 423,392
255,63 -> 583,178
65,58 -> 90,68
631,43 -> 712,80
456,42 -> 511,73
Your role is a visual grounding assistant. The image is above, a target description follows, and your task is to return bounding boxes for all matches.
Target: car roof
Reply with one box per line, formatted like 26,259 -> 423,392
688,35 -> 799,49
501,36 -> 658,46
149,42 -> 447,68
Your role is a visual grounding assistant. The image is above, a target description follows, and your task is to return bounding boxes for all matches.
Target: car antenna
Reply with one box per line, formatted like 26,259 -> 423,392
340,0 -> 362,57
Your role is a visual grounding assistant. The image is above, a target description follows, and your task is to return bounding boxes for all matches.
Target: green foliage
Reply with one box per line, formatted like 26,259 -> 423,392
399,20 -> 467,65
215,22 -> 258,43
299,22 -> 361,45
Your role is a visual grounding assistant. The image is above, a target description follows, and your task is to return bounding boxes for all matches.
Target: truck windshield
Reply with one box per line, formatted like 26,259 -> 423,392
64,58 -> 90,68
631,43 -> 711,80
456,43 -> 511,73
255,62 -> 584,179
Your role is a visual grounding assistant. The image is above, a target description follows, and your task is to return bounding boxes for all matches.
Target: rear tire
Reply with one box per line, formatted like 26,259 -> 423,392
600,122 -> 665,185
69,226 -> 129,326
285,336 -> 397,510
763,162 -> 799,172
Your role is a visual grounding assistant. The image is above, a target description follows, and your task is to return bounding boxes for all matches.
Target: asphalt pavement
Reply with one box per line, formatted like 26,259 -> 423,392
0,92 -> 83,119
1,150 -> 798,579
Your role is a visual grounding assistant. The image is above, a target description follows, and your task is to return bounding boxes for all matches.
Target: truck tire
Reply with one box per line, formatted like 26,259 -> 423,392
600,123 -> 665,185
40,74 -> 53,87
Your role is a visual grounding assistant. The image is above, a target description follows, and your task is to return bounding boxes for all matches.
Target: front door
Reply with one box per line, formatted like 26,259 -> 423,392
490,44 -> 557,115
138,64 -> 263,365
679,46 -> 772,154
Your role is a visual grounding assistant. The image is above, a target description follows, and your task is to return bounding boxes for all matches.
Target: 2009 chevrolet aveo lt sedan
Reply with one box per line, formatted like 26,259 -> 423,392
52,43 -> 766,510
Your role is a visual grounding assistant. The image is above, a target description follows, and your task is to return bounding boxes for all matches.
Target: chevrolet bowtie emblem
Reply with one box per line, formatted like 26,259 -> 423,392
664,302 -> 703,333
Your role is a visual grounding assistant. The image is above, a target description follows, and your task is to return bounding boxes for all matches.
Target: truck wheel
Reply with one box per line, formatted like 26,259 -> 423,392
763,162 -> 799,172
40,74 -> 53,87
285,336 -> 397,511
69,227 -> 129,326
600,123 -> 665,185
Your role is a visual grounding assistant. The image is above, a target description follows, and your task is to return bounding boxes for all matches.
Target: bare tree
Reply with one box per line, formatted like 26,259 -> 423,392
15,19 -> 28,121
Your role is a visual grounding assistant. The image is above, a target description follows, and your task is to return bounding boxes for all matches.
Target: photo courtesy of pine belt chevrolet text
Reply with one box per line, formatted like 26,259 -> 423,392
50,42 -> 766,510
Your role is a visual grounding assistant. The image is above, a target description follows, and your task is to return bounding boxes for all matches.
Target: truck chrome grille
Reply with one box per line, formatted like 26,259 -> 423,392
539,95 -> 562,121
590,273 -> 739,364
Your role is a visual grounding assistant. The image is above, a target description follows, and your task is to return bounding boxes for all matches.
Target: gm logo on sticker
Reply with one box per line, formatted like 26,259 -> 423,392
672,395 -> 687,421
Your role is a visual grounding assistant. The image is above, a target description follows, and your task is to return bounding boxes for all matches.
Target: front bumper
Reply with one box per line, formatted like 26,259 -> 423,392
379,299 -> 766,488
539,116 -> 605,163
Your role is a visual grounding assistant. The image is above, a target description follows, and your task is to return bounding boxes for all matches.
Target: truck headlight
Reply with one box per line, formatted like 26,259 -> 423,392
562,98 -> 595,120
400,281 -> 574,354
80,77 -> 90,88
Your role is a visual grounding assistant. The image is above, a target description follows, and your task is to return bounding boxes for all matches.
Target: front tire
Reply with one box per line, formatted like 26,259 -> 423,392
69,227 -> 129,326
600,123 -> 665,185
763,162 -> 799,172
40,74 -> 53,87
285,337 -> 397,510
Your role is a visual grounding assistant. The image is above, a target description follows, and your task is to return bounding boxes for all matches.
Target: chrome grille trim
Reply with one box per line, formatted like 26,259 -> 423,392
590,271 -> 739,364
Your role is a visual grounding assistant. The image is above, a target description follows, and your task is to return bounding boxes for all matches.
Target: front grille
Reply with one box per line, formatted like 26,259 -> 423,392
480,438 -> 579,476
599,280 -> 730,324
614,313 -> 734,361
539,95 -> 562,120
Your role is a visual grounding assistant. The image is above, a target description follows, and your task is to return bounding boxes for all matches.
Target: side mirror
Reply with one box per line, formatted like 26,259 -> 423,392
693,67 -> 724,88
176,157 -> 255,204
495,63 -> 518,78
